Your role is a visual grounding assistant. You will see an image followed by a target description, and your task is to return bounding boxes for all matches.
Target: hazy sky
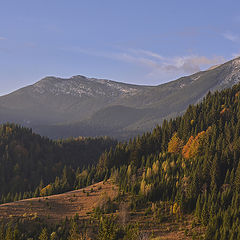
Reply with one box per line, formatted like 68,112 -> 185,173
0,0 -> 240,95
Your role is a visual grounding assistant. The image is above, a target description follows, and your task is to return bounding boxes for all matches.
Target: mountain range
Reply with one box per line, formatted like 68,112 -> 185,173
1,57 -> 240,139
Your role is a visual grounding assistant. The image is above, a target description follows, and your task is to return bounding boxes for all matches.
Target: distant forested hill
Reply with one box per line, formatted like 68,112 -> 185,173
0,123 -> 116,202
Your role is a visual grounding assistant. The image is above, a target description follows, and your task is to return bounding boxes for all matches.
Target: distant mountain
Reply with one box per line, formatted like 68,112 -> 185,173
1,57 -> 240,139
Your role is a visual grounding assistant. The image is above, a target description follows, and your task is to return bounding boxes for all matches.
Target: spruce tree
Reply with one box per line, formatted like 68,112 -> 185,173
68,221 -> 80,240
5,224 -> 12,240
0,224 -> 4,240
201,201 -> 209,226
234,161 -> 240,193
39,228 -> 49,240
195,195 -> 202,219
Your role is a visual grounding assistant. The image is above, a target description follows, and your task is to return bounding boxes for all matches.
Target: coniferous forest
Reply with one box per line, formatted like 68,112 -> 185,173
2,82 -> 240,239
0,125 -> 116,203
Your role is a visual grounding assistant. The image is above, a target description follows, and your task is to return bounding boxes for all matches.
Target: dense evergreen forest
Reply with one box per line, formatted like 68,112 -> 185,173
98,82 -> 240,239
0,124 -> 116,203
2,82 -> 240,239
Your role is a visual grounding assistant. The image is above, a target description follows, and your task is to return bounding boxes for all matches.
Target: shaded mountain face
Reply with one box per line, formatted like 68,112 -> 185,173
1,57 -> 240,139
0,76 -> 143,124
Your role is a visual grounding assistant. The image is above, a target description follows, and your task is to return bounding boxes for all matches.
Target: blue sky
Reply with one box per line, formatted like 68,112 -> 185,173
0,0 -> 240,95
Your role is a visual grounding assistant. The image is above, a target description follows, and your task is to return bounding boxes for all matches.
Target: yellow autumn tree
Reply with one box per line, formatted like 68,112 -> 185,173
40,184 -> 52,196
172,202 -> 180,214
168,132 -> 183,154
140,179 -> 146,195
162,160 -> 168,172
127,165 -> 131,177
145,184 -> 152,195
152,160 -> 159,175
146,167 -> 152,179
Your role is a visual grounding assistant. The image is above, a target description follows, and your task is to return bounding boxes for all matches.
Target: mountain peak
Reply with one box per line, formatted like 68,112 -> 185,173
32,75 -> 139,98
71,75 -> 87,79
232,57 -> 240,66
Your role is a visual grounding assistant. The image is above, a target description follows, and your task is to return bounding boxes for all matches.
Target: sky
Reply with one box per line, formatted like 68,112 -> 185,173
0,0 -> 240,95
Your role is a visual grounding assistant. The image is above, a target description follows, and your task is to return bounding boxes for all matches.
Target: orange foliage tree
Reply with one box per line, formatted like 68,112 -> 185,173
182,136 -> 194,159
182,127 -> 211,159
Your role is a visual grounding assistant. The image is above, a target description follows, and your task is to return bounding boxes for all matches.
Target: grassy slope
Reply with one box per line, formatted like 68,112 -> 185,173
0,180 -> 117,223
0,180 -> 205,239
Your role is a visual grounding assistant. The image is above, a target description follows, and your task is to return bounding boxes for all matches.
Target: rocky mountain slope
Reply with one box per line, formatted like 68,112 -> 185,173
1,57 -> 240,139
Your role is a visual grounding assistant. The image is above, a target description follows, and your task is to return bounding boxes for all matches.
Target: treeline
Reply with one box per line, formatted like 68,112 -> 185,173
0,124 -> 116,203
0,210 -> 142,240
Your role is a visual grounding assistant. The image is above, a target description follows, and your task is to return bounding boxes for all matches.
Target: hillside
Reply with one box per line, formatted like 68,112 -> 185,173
0,123 -> 116,203
1,57 -> 240,139
93,81 -> 240,240
0,180 -> 118,223
0,180 -> 202,240
2,79 -> 240,239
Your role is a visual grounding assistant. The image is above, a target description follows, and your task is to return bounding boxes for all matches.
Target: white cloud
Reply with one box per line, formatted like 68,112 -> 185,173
112,49 -> 225,77
111,49 -> 225,84
112,52 -> 159,68
127,48 -> 165,60
145,55 -> 225,82
63,46 -> 225,83
223,32 -> 240,43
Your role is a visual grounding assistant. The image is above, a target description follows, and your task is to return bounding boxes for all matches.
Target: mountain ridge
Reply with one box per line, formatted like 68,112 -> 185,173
1,57 -> 240,139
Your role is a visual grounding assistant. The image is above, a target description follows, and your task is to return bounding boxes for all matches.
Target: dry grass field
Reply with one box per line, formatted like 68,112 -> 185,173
0,180 -> 117,223
0,180 -> 204,239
